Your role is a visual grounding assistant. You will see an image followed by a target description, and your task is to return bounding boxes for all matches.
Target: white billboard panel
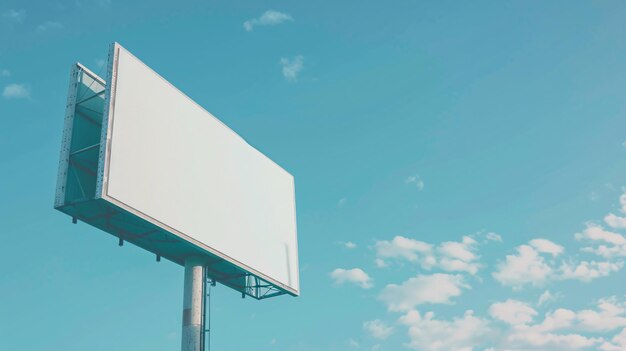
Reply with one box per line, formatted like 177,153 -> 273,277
98,43 -> 298,294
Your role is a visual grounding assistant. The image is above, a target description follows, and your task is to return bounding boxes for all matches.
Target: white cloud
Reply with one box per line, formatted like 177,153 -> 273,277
493,239 -> 622,289
492,244 -> 553,289
559,260 -> 623,282
489,299 -> 538,325
379,274 -> 469,312
334,239 -> 356,249
438,236 -> 481,275
330,268 -> 373,289
582,245 -> 626,259
487,298 -> 626,350
2,9 -> 25,23
244,10 -> 293,31
363,319 -> 394,340
375,235 -> 433,263
383,296 -> 626,351
529,239 -> 564,257
510,297 -> 626,333
576,224 -> 626,259
0,69 -> 10,77
600,328 -> 626,351
486,299 -> 624,350
280,55 -> 303,81
503,327 -> 601,350
576,298 -> 626,333
540,308 -> 580,332
389,297 -> 626,351
3,83 -> 30,99
440,236 -> 478,261
538,290 -> 558,306
576,224 -> 626,246
605,213 -> 626,229
374,258 -> 388,268
37,21 -> 63,31
345,241 -> 357,249
346,338 -> 359,348
375,235 -> 484,274
486,232 -> 503,242
576,194 -> 626,259
399,310 -> 491,351
405,175 -> 424,190
438,257 -> 481,275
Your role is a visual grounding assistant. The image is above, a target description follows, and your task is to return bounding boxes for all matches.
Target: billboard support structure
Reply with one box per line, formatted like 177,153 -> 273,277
182,259 -> 205,351
55,43 -> 299,351
55,43 -> 299,299
202,274 -> 215,351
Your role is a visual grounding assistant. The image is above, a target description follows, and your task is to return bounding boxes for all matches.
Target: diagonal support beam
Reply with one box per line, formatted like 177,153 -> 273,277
76,89 -> 105,105
70,143 -> 100,157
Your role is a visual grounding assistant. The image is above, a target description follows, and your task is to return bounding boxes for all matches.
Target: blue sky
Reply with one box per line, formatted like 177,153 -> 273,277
1,1 -> 626,350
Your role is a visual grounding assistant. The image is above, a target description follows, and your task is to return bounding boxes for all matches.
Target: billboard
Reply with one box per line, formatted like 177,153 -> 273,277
55,43 -> 299,298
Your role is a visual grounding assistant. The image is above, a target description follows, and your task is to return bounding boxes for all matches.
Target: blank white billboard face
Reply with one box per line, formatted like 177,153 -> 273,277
100,44 -> 298,294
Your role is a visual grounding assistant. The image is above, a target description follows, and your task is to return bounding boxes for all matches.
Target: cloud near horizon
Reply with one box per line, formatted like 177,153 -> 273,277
331,188 -> 626,350
395,295 -> 626,351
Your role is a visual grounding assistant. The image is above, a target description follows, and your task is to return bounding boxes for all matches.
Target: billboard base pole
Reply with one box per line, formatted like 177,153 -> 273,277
182,258 -> 205,351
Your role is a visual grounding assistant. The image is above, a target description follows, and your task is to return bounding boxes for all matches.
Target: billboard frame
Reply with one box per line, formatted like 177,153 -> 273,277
55,43 -> 299,299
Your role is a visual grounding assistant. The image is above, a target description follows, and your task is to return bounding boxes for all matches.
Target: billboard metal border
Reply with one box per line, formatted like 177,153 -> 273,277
56,62 -> 106,208
54,64 -> 79,208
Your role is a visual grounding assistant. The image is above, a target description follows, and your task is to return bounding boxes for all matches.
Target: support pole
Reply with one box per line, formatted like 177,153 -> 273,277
182,258 -> 204,351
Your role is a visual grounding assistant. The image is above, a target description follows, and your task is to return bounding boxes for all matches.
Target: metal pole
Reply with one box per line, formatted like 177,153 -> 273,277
201,277 -> 211,351
182,258 -> 204,351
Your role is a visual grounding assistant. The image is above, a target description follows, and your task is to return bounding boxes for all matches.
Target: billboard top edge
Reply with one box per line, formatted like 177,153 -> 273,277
75,62 -> 105,84
108,42 -> 294,179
